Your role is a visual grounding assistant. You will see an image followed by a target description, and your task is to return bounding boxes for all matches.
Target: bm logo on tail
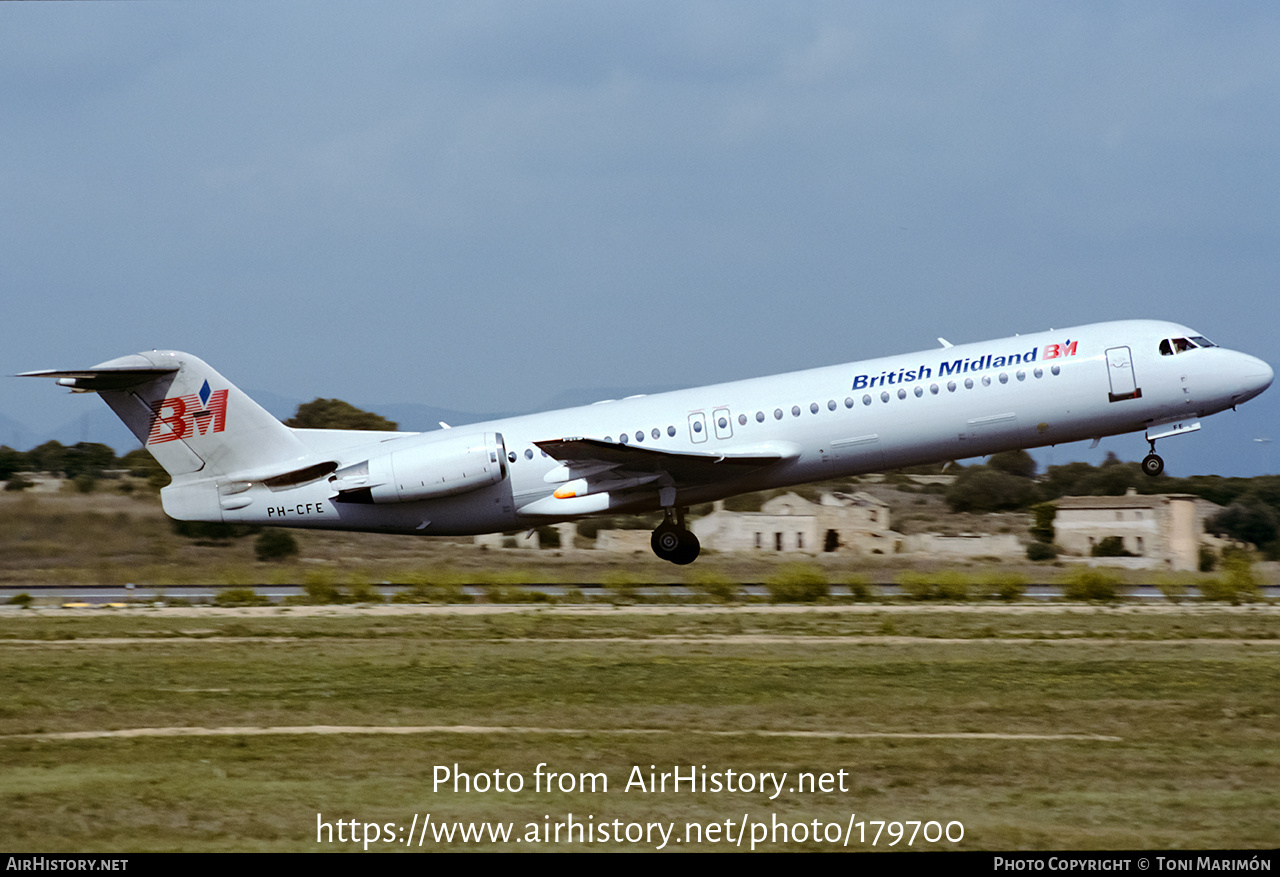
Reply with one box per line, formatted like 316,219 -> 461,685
147,380 -> 228,445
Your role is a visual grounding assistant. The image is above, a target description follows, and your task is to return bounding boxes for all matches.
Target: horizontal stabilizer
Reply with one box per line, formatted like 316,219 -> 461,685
19,366 -> 179,392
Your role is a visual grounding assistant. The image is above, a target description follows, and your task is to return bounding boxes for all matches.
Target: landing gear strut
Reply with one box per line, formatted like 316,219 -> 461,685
1142,438 -> 1164,477
651,506 -> 700,564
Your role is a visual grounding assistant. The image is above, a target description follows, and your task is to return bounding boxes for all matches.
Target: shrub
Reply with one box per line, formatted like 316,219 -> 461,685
686,569 -> 741,603
390,582 -> 472,604
1026,541 -> 1057,561
1156,577 -> 1187,603
764,564 -> 829,603
1199,549 -> 1261,604
173,520 -> 259,541
302,571 -> 343,604
1061,569 -> 1127,602
485,585 -> 553,604
558,586 -> 587,604
602,570 -> 646,603
983,573 -> 1027,602
6,592 -> 33,608
215,587 -> 270,607
897,570 -> 971,601
346,581 -> 385,604
843,575 -> 878,601
255,529 -> 299,562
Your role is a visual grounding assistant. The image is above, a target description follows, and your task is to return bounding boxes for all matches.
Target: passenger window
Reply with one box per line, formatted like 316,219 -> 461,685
738,414 -> 747,426
897,388 -> 906,399
844,397 -> 854,408
756,411 -> 765,422
810,402 -> 819,414
774,408 -> 783,420
827,400 -> 837,411
964,378 -> 974,389
791,405 -> 801,417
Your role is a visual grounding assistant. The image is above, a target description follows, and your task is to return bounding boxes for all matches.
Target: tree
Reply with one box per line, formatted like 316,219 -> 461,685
945,466 -> 1042,513
1029,502 -> 1056,544
0,446 -> 26,481
988,449 -> 1037,479
120,448 -> 160,477
61,442 -> 117,479
285,399 -> 398,431
1206,499 -> 1279,550
120,448 -> 169,489
26,440 -> 66,474
1042,459 -> 1147,498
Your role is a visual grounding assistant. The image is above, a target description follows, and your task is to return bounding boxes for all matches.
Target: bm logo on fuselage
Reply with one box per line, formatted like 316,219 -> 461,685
1043,340 -> 1078,359
147,381 -> 228,445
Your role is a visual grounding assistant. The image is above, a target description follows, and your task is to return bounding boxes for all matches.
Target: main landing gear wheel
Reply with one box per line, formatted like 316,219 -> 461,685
1142,453 -> 1164,477
651,523 -> 700,565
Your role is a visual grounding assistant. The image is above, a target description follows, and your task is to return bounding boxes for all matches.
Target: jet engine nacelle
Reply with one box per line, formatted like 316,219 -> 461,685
332,431 -> 508,503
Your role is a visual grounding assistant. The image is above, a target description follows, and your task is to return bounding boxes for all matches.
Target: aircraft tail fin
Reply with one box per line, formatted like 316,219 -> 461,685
21,350 -> 309,480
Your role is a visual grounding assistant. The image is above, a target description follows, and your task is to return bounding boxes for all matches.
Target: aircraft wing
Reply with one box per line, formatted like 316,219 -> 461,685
535,437 -> 791,484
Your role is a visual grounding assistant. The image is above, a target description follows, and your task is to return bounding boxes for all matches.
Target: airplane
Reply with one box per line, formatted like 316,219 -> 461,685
21,319 -> 1273,564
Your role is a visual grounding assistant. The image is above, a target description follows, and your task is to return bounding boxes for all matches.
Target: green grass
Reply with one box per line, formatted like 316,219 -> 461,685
1,605 -> 1277,851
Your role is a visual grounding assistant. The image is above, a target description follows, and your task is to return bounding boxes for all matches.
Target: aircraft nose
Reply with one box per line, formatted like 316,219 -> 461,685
1236,353 -> 1273,403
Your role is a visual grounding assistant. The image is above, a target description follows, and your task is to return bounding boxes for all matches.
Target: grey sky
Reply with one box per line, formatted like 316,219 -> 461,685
3,2 -> 1278,476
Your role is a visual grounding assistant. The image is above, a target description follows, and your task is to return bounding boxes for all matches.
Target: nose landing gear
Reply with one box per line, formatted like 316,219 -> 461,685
1142,438 -> 1164,477
651,506 -> 700,564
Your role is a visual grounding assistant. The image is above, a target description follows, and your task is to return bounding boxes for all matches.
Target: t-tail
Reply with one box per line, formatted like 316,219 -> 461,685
21,350 -> 317,520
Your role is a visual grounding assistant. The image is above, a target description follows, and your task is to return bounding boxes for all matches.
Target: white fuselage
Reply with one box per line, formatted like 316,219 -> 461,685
211,319 -> 1271,536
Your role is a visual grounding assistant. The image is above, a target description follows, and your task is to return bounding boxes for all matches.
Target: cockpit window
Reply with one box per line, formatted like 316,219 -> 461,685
1160,337 -> 1204,356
